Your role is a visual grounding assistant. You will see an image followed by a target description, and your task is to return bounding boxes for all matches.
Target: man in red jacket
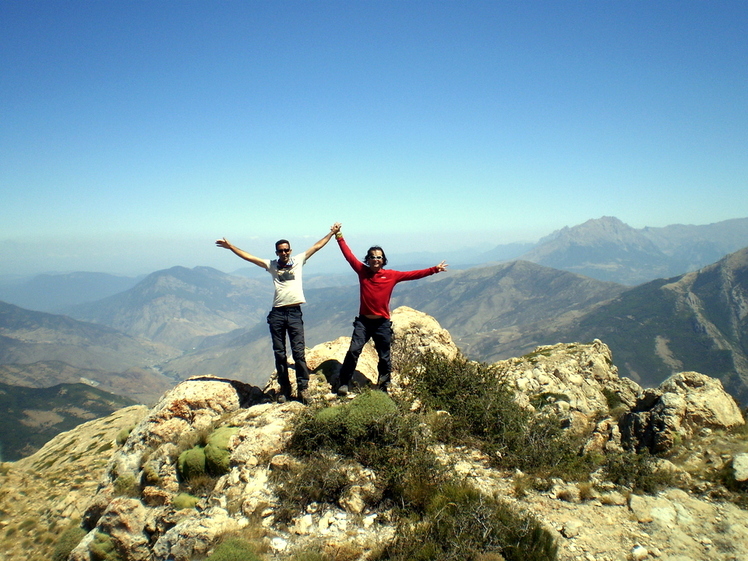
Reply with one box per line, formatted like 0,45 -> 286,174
334,224 -> 448,395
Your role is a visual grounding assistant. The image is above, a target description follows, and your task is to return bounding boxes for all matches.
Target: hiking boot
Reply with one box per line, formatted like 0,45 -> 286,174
298,388 -> 311,404
337,384 -> 349,397
277,385 -> 293,404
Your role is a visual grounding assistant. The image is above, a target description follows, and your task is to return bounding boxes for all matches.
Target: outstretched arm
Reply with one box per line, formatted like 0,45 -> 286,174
395,260 -> 449,282
215,238 -> 269,270
334,226 -> 366,273
304,222 -> 341,260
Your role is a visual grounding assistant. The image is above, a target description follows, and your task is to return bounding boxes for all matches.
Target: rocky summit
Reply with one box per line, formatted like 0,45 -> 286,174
1,307 -> 747,561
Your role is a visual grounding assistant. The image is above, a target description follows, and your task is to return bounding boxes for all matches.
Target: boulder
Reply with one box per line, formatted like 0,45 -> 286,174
731,453 -> 748,484
303,306 -> 460,395
493,340 -> 642,434
622,371 -> 744,452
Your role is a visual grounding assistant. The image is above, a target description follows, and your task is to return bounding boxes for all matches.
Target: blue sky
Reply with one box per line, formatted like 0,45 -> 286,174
1,1 -> 747,276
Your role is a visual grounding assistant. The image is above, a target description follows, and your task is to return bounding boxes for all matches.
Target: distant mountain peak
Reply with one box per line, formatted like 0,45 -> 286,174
520,216 -> 748,285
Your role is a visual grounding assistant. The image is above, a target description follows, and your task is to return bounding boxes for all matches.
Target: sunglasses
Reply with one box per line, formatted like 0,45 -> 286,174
276,248 -> 292,253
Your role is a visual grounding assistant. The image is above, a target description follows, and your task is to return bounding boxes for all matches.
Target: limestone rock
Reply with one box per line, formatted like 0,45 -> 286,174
493,340 -> 642,436
151,507 -> 239,561
390,305 -> 459,364
305,335 -> 380,389
622,371 -> 744,452
303,306 -> 460,395
731,453 -> 748,483
561,518 -> 584,538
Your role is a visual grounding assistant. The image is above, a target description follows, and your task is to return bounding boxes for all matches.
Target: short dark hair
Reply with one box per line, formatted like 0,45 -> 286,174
364,246 -> 387,266
275,239 -> 291,250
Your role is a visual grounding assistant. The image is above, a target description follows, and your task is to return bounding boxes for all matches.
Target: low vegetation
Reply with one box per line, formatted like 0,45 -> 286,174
280,389 -> 445,515
262,351 -> 699,560
50,349 -> 737,561
602,450 -> 674,494
374,481 -> 557,561
205,537 -> 263,561
402,351 -> 592,478
52,523 -> 87,561
274,360 -> 569,560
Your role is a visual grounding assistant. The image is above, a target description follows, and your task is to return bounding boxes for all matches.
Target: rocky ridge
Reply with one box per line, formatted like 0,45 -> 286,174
2,307 -> 747,561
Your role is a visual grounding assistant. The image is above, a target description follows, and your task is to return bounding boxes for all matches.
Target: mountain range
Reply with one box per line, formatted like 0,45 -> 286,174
0,301 -> 179,372
2,216 -> 748,459
3,216 -> 748,314
461,247 -> 748,405
66,266 -> 273,350
0,271 -> 144,312
521,216 -> 748,285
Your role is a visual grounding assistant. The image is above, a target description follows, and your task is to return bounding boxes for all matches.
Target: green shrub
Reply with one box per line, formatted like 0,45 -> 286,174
205,426 -> 239,475
115,425 -> 135,446
375,481 -> 557,561
52,524 -> 87,561
404,352 -> 590,477
206,537 -> 262,561
601,388 -> 628,420
289,390 -> 401,463
90,531 -> 123,561
142,462 -> 161,486
113,473 -> 139,498
178,425 -> 238,482
296,390 -> 398,449
178,446 -> 207,481
286,390 -> 444,511
173,492 -> 200,510
603,449 -> 675,494
272,454 -> 350,523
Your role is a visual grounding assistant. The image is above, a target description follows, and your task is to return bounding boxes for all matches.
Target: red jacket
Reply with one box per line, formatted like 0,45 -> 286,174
337,237 -> 438,319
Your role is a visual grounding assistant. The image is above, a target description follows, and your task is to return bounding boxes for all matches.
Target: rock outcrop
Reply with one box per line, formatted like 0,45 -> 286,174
3,307 -> 747,561
622,371 -> 744,453
270,305 -> 460,395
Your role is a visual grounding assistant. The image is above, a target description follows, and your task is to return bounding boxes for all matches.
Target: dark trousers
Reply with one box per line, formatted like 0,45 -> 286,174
339,316 -> 393,389
267,305 -> 310,396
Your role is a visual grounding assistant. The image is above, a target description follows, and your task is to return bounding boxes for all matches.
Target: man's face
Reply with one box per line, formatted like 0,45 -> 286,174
275,243 -> 292,265
366,249 -> 385,272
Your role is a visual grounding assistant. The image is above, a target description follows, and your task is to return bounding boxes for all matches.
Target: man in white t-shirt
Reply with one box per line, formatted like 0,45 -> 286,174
216,223 -> 340,402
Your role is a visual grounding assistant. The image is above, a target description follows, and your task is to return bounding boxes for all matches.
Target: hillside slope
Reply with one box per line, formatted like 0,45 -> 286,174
0,382 -> 137,461
561,246 -> 748,402
0,301 -> 179,372
470,247 -> 748,403
67,266 -> 273,350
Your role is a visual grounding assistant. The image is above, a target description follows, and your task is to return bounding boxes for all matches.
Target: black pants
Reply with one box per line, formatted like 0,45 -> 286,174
267,305 -> 309,396
339,316 -> 393,389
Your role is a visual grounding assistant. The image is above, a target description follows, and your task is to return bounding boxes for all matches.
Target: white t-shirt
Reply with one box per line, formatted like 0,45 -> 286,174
263,252 -> 308,308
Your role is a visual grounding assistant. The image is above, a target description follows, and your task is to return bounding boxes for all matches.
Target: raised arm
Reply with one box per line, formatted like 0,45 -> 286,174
215,238 -> 269,270
335,228 -> 367,274
304,222 -> 342,260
